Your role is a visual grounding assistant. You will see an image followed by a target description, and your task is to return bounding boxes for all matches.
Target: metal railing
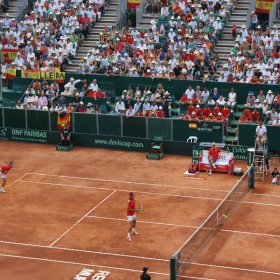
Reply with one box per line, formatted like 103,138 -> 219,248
246,0 -> 256,29
15,0 -> 28,22
136,1 -> 145,26
269,1 -> 277,28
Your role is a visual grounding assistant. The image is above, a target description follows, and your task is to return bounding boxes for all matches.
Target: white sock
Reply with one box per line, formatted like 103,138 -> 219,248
127,233 -> 130,238
132,228 -> 136,232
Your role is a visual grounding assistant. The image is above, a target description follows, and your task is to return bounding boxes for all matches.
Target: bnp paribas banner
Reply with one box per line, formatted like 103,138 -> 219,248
0,128 -> 47,143
127,0 -> 140,8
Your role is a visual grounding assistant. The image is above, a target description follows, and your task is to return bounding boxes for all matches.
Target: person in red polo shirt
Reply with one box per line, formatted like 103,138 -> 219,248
0,160 -> 13,193
250,108 -> 260,123
221,103 -> 231,129
208,143 -> 227,175
94,88 -> 107,100
203,105 -> 212,118
234,112 -> 249,140
187,101 -> 196,116
156,106 -> 165,118
243,104 -> 252,118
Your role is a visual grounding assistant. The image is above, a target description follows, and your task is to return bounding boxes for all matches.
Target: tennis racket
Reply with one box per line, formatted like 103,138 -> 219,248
139,204 -> 144,212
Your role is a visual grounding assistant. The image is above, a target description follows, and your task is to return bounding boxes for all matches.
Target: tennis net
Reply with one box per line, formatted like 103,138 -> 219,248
170,164 -> 254,280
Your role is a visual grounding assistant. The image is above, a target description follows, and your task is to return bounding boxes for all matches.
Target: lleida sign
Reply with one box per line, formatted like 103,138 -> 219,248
0,128 -> 48,143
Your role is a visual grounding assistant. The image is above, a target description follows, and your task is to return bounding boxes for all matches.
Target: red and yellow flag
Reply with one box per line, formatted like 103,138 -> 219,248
2,48 -> 19,63
57,112 -> 71,130
256,0 -> 274,14
5,68 -> 16,80
127,0 -> 140,8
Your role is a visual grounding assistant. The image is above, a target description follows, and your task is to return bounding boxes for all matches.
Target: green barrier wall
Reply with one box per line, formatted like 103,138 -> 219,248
0,108 -> 3,127
4,108 -> 25,129
239,123 -> 280,151
148,118 -> 172,140
98,114 -> 122,136
27,110 -> 49,131
1,107 -> 280,155
74,113 -> 97,134
123,117 -> 146,138
173,120 -> 223,143
9,71 -> 280,104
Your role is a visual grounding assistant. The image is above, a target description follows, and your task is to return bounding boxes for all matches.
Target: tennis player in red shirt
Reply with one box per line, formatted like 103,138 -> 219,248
208,143 -> 226,176
126,192 -> 140,242
0,160 -> 13,193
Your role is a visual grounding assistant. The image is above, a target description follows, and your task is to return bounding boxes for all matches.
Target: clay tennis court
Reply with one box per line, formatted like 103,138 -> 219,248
0,141 -> 279,280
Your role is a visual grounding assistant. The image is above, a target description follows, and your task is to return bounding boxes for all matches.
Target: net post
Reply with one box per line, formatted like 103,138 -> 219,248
170,256 -> 177,280
248,164 -> 255,189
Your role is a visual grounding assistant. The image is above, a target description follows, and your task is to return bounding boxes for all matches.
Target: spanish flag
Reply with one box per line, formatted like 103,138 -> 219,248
57,112 -> 71,130
256,0 -> 274,14
5,68 -> 16,80
2,48 -> 19,63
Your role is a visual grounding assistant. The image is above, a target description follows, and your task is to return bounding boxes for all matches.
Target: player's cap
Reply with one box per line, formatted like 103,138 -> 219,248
218,112 -> 222,116
129,192 -> 134,196
159,106 -> 163,109
143,267 -> 148,272
196,105 -> 200,108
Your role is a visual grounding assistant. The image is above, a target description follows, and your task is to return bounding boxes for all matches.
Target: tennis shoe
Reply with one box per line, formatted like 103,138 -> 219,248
132,230 -> 138,235
126,236 -> 132,242
0,188 -> 5,193
208,171 -> 212,176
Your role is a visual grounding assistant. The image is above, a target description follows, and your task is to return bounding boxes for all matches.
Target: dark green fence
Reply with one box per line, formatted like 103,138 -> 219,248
239,123 -> 280,151
0,108 -> 223,143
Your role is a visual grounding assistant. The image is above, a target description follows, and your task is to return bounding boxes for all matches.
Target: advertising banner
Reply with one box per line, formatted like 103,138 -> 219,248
21,70 -> 65,83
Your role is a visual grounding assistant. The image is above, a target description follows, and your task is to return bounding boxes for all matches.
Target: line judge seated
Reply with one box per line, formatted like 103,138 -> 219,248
60,123 -> 71,147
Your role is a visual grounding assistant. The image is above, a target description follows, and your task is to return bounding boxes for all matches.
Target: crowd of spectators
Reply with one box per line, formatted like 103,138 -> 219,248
0,0 -> 107,78
77,0 -> 234,79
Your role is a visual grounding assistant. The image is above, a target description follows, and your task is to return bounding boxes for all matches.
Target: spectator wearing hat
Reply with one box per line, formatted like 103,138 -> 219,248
57,93 -> 67,107
246,91 -> 256,104
77,101 -> 86,113
155,106 -> 164,118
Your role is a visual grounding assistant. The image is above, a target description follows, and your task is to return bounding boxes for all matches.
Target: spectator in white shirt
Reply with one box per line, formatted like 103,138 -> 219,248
126,105 -> 135,117
272,116 -> 280,126
266,90 -> 274,105
142,99 -> 151,112
38,91 -> 48,107
228,88 -> 237,107
185,85 -> 195,100
90,79 -> 98,91
218,72 -> 227,82
116,98 -> 125,111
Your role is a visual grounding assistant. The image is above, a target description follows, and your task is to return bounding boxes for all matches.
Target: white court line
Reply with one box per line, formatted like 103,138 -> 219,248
3,173 -> 28,191
19,180 -> 223,202
220,229 -> 280,238
0,240 -> 168,262
0,253 -> 212,280
87,215 -> 198,229
87,216 -> 280,238
49,190 -> 117,247
192,262 -> 280,277
254,193 -> 280,199
26,172 -> 229,193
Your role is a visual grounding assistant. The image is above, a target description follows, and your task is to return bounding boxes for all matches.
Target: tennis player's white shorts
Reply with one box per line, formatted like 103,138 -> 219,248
0,172 -> 6,179
127,215 -> 136,222
272,176 -> 279,183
